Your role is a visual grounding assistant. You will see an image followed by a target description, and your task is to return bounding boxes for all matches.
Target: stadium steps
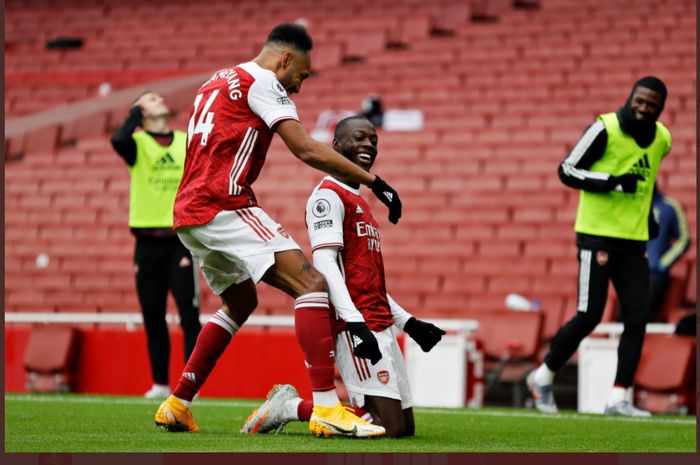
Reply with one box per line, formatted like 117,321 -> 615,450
4,0 -> 696,326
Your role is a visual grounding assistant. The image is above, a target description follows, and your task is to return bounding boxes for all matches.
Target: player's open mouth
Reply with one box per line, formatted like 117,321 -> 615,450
357,152 -> 373,163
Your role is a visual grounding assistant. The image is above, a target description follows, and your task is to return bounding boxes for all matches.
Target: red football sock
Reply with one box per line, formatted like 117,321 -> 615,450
297,399 -> 313,422
294,292 -> 335,392
172,310 -> 238,401
344,404 -> 371,421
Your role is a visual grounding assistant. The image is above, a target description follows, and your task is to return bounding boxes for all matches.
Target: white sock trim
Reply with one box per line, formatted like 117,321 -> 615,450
209,309 -> 239,336
606,386 -> 627,406
534,363 -> 555,385
175,396 -> 192,408
312,389 -> 339,407
282,398 -> 303,421
295,292 -> 329,309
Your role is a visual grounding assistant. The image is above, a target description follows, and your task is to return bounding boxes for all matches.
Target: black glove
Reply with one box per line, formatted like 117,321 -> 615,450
606,173 -> 645,193
404,317 -> 446,352
370,175 -> 402,224
346,322 -> 382,365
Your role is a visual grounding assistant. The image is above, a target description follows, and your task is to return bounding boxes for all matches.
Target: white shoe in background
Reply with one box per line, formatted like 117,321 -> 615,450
144,384 -> 171,399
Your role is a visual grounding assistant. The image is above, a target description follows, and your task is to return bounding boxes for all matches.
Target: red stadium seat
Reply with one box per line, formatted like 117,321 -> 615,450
634,333 -> 696,414
462,309 -> 544,406
23,325 -> 78,392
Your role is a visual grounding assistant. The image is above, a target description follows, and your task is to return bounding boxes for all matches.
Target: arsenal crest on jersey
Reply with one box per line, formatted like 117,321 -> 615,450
377,370 -> 390,385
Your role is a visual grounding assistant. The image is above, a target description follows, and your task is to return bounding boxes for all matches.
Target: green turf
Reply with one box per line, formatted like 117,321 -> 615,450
4,393 -> 696,452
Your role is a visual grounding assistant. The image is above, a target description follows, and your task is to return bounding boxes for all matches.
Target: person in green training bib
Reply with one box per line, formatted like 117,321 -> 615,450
527,76 -> 672,417
110,92 -> 202,399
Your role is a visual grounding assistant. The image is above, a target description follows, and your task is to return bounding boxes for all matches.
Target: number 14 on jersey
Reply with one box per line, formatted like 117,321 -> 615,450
188,89 -> 220,147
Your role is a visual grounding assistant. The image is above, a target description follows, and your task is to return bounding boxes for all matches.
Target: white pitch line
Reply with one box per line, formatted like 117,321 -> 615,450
6,394 -> 695,426
6,394 -> 259,408
415,407 -> 696,425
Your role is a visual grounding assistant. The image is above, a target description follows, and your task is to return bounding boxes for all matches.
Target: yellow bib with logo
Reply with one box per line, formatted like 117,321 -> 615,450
574,113 -> 671,241
128,130 -> 186,228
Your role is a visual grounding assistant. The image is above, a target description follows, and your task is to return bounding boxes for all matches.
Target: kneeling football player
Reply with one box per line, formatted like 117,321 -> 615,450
241,116 -> 445,437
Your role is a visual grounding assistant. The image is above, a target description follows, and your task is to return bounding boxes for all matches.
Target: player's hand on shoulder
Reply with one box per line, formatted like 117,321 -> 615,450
346,321 -> 382,365
404,317 -> 446,352
369,175 -> 402,224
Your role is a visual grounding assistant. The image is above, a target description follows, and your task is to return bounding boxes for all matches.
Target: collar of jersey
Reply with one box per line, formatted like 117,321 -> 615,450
323,176 -> 360,195
240,61 -> 276,80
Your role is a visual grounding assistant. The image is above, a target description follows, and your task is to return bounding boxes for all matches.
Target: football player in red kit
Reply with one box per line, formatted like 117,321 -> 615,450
155,24 -> 403,438
241,116 -> 445,437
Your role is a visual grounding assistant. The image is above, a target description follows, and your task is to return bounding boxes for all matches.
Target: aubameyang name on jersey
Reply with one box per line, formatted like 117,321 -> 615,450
356,221 -> 381,252
206,68 -> 243,100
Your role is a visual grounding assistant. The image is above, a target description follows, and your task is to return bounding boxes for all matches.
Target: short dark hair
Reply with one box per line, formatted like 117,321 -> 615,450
266,23 -> 313,52
132,90 -> 154,104
334,115 -> 372,140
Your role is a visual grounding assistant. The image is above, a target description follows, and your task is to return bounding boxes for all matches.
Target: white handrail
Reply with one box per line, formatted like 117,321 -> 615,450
593,322 -> 676,337
4,312 -> 479,334
4,312 -> 294,330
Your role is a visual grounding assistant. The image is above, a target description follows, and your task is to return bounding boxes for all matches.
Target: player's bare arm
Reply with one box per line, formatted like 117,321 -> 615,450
276,119 -> 376,185
276,119 -> 402,223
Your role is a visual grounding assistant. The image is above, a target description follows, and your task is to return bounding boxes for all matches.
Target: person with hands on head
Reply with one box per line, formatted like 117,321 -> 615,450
240,116 -> 444,438
110,91 -> 202,400
155,23 -> 402,438
528,76 -> 672,417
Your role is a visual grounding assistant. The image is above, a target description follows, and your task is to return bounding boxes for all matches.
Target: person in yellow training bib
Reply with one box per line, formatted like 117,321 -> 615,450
527,77 -> 672,417
110,92 -> 202,399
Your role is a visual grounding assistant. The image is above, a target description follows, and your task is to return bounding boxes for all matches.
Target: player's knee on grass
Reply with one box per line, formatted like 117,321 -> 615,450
402,408 -> 415,437
365,397 -> 406,438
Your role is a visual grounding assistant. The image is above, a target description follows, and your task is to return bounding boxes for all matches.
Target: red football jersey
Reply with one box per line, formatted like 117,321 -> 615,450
174,62 -> 299,228
306,177 -> 393,333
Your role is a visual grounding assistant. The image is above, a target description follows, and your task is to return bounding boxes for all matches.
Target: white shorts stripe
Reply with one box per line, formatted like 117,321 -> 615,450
577,249 -> 592,312
241,208 -> 274,240
235,209 -> 273,242
344,331 -> 367,381
359,357 -> 370,381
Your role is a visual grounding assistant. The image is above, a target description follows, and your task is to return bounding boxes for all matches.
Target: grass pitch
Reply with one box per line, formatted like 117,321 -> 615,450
4,393 -> 696,452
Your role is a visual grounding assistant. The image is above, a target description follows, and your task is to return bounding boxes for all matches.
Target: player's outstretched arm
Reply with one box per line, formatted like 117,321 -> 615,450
276,119 -> 402,223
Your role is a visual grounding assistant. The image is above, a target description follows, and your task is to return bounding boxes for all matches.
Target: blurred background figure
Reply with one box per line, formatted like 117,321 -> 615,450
110,92 -> 201,399
360,94 -> 384,128
647,186 -> 690,321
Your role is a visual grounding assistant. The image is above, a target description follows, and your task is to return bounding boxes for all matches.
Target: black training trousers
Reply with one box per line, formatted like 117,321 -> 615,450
544,244 -> 650,387
134,235 -> 202,385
